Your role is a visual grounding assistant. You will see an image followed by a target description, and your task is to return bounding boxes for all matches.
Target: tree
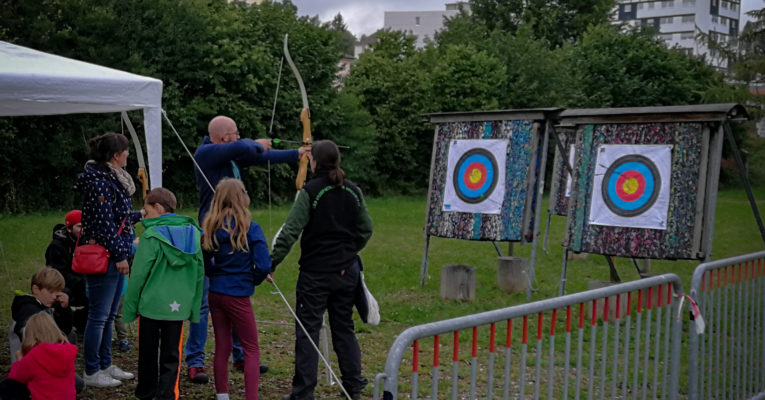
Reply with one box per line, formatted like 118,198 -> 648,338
563,24 -> 725,108
324,13 -> 356,57
468,0 -> 613,47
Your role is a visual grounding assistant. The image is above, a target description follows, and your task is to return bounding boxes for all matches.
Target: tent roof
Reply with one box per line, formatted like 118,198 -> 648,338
0,41 -> 162,116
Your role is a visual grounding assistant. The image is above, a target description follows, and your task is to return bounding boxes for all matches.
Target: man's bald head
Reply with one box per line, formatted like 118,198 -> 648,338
208,116 -> 239,144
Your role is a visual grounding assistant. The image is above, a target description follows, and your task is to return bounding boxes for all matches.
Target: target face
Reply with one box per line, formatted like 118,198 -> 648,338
443,139 -> 508,214
589,144 -> 672,230
454,149 -> 499,203
601,155 -> 660,217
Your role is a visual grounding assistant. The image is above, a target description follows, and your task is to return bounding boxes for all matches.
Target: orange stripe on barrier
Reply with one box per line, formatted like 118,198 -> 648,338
637,289 -> 643,313
489,323 -> 496,353
578,303 -> 585,329
566,306 -> 572,333
537,313 -> 543,340
603,297 -> 609,322
472,327 -> 478,357
550,309 -> 557,336
522,316 -> 529,345
658,285 -> 663,308
647,287 -> 653,310
413,340 -> 419,373
667,283 -> 672,305
453,331 -> 460,362
433,335 -> 440,367
616,293 -> 621,319
506,319 -> 512,348
591,300 -> 597,325
627,292 -> 632,316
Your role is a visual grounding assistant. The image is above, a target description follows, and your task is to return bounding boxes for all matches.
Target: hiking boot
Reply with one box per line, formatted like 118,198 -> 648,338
83,370 -> 121,388
188,366 -> 209,384
104,365 -> 134,380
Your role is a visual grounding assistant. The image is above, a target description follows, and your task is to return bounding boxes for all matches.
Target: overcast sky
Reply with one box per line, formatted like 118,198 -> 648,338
289,0 -> 764,37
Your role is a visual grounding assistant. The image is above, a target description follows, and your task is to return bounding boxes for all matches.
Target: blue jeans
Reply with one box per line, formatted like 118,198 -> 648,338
84,261 -> 125,375
185,277 -> 245,367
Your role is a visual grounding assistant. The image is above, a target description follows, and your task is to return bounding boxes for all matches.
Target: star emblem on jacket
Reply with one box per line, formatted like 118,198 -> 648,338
169,301 -> 181,312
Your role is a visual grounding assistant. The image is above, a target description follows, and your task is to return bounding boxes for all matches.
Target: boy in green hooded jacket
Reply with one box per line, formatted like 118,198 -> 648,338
123,188 -> 204,400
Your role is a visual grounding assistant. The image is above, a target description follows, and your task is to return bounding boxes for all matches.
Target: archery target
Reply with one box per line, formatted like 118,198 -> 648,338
589,144 -> 672,230
443,139 -> 507,214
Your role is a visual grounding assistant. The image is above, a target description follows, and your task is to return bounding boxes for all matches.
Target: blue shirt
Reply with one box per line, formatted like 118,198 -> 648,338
193,137 -> 299,222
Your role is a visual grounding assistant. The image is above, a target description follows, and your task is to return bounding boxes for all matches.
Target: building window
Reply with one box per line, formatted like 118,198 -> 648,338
661,33 -> 674,41
681,15 -> 694,23
731,3 -> 738,11
680,31 -> 694,39
712,0 -> 718,6
638,2 -> 644,9
683,48 -> 693,56
661,0 -> 674,7
721,1 -> 728,8
712,15 -> 719,24
624,4 -> 632,12
415,16 -> 420,25
648,1 -> 656,8
682,0 -> 695,5
661,16 -> 674,24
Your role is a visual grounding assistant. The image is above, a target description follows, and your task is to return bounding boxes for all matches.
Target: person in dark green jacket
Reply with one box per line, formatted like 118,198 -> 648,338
123,188 -> 204,400
271,140 -> 373,400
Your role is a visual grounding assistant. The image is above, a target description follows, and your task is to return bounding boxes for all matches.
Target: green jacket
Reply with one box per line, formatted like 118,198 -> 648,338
123,214 -> 204,323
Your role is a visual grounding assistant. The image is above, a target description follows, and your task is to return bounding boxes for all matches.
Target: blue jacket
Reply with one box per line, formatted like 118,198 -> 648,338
194,137 -> 299,221
206,220 -> 271,297
76,163 -> 142,262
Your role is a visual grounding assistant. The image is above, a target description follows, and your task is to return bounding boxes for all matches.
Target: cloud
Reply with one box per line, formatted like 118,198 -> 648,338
291,0 -> 452,36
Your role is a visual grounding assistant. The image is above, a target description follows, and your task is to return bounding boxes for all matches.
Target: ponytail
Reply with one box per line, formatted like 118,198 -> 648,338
311,140 -> 344,185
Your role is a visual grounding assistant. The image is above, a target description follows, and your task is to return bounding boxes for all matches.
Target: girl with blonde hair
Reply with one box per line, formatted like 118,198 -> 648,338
202,178 -> 270,400
5,312 -> 77,400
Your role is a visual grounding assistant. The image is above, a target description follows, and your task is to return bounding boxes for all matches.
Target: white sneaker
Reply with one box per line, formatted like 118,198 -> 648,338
83,370 -> 122,388
104,364 -> 134,380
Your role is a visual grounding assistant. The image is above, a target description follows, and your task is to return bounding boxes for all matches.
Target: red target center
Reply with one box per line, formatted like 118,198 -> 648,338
463,162 -> 487,190
615,170 -> 645,201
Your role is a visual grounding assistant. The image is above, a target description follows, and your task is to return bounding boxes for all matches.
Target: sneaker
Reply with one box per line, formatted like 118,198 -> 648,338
104,365 -> 134,380
83,370 -> 121,388
260,364 -> 269,374
117,341 -> 131,352
188,366 -> 209,384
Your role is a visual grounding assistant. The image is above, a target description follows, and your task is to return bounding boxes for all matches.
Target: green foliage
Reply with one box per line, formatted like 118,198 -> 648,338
0,0 -> 365,211
563,24 -> 726,107
468,0 -> 614,47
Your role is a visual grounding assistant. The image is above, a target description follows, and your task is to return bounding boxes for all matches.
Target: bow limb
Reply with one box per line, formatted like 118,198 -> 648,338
121,111 -> 149,200
283,34 -> 312,190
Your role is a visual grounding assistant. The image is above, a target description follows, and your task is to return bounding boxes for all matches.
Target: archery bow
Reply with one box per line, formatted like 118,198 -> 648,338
121,111 -> 149,200
283,34 -> 312,190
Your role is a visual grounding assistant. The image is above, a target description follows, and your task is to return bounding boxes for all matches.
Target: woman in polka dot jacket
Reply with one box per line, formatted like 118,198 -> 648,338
75,132 -> 143,388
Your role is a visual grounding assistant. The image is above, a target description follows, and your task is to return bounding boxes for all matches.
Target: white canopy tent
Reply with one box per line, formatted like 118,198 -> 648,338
0,40 -> 163,187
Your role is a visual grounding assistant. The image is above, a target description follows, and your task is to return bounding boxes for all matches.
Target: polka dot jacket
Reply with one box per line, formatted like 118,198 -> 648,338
76,162 -> 142,262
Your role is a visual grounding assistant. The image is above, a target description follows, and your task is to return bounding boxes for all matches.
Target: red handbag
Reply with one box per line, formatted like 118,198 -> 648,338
72,217 -> 126,275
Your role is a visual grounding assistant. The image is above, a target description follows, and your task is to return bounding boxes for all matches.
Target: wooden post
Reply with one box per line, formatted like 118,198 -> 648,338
497,256 -> 528,293
440,264 -> 476,301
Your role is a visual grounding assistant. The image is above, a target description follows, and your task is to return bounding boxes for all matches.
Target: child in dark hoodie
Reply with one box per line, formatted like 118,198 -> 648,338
123,188 -> 204,400
10,267 -> 72,363
3,312 -> 77,400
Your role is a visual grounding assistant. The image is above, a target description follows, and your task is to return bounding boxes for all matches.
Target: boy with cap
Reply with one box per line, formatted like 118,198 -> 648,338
44,210 -> 88,335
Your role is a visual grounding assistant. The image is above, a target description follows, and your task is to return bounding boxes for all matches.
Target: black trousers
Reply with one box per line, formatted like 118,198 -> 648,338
0,379 -> 29,400
135,317 -> 184,400
290,261 -> 367,400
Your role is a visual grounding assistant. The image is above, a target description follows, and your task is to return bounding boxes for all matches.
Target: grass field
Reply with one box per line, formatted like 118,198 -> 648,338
0,189 -> 763,399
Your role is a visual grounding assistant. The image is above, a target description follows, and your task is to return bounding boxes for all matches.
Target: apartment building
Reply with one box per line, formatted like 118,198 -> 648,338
615,0 -> 741,69
383,2 -> 470,48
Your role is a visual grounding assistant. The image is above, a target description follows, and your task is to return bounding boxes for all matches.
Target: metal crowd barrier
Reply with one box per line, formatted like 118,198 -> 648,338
374,274 -> 683,399
688,250 -> 765,400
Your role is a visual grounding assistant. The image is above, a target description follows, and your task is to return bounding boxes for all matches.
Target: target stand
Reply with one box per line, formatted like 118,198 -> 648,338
422,108 -> 561,299
554,104 -> 762,294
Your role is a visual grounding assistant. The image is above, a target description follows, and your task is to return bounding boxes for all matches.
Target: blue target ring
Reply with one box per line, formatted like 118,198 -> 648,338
602,154 -> 661,217
453,149 -> 499,204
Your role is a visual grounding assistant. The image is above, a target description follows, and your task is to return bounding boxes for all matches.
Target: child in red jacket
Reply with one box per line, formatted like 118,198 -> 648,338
5,312 -> 77,400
